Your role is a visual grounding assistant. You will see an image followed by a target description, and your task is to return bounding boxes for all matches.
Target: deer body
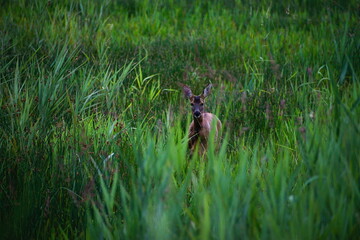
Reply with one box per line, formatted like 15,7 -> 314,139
189,112 -> 222,154
180,83 -> 222,155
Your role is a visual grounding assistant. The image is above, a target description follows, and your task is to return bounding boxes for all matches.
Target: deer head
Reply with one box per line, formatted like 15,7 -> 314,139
181,83 -> 212,119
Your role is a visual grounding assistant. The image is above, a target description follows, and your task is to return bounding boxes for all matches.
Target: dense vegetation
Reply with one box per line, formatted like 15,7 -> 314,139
1,0 -> 359,239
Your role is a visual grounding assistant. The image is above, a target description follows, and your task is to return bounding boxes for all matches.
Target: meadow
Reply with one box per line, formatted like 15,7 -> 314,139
0,0 -> 359,239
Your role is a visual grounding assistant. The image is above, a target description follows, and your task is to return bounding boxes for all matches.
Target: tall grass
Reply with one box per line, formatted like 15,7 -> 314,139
0,0 -> 359,239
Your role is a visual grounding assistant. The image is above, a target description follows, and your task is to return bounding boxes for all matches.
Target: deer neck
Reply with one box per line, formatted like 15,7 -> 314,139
193,115 -> 203,132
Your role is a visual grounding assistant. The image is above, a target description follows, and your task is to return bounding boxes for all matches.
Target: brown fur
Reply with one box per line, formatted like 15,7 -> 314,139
188,112 -> 222,155
179,83 -> 222,155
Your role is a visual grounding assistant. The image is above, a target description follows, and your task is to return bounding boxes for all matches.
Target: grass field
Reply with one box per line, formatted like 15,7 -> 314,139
1,0 -> 359,239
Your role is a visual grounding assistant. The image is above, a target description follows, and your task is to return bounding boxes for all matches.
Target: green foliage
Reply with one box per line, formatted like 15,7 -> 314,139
0,0 -> 359,239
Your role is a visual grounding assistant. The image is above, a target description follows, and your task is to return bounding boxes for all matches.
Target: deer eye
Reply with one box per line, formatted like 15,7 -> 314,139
190,103 -> 194,106
200,103 -> 204,106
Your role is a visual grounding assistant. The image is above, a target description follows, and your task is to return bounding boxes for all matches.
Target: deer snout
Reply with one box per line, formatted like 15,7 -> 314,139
194,111 -> 201,118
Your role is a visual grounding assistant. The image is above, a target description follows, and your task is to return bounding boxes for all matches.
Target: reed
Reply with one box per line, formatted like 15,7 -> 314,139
0,0 -> 359,239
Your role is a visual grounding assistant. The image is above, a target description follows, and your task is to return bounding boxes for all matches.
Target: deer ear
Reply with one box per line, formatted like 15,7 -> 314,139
202,84 -> 212,98
179,83 -> 193,99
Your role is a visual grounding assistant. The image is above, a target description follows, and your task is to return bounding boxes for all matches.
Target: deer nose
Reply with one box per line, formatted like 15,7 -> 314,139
194,111 -> 201,118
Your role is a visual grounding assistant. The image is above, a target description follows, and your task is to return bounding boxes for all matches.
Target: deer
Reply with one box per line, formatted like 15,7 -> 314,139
180,83 -> 222,155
